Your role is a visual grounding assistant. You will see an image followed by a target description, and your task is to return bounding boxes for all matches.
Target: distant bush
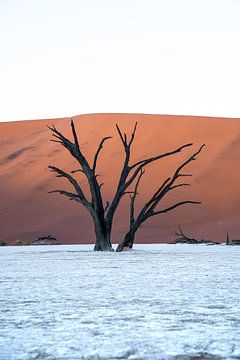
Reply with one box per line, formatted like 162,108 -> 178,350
14,239 -> 27,246
0,239 -> 7,246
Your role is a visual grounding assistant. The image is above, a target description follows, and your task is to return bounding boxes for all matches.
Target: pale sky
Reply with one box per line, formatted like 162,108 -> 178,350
0,0 -> 240,121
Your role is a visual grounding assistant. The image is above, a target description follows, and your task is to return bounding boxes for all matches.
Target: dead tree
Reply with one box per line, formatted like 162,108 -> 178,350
116,145 -> 205,251
226,232 -> 230,245
173,226 -> 220,245
48,119 -> 196,251
173,225 -> 199,244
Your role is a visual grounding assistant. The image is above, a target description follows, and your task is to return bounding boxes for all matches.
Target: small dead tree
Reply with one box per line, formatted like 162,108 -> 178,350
116,145 -> 205,251
48,119 -> 198,251
173,225 -> 199,244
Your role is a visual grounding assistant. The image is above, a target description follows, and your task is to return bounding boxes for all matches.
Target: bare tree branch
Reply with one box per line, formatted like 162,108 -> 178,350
48,189 -> 81,201
125,143 -> 194,189
169,183 -> 191,190
129,122 -> 138,146
48,165 -> 90,206
70,118 -> 81,153
71,169 -> 84,174
93,136 -> 112,173
116,124 -> 126,147
47,124 -> 70,145
149,200 -> 201,217
129,143 -> 193,170
49,120 -> 107,213
48,121 -> 89,170
137,177 -> 171,218
129,169 -> 145,225
106,123 -> 137,224
104,201 -> 110,212
143,144 -> 205,215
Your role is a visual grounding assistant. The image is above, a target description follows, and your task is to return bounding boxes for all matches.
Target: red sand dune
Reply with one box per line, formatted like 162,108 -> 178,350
1,113 -> 240,244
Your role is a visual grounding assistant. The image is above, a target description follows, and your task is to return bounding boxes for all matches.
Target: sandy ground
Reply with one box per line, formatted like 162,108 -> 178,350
1,113 -> 240,244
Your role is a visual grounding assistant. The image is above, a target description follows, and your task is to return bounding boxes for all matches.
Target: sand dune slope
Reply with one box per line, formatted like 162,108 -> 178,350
1,113 -> 240,244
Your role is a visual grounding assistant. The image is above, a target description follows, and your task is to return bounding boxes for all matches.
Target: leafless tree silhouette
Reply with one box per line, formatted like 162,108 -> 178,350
48,119 -> 203,251
116,145 -> 205,251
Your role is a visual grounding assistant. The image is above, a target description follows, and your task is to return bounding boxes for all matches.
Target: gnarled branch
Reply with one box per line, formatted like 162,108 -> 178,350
93,136 -> 112,174
49,119 -> 106,212
143,144 -> 205,216
149,200 -> 201,217
48,165 -> 90,207
130,143 -> 193,171
48,189 -> 81,202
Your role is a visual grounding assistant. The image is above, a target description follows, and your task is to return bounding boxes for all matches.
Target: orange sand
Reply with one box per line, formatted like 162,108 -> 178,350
1,113 -> 240,244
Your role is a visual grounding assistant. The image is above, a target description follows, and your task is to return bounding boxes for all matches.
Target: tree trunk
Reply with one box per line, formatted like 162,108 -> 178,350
93,220 -> 113,251
116,230 -> 135,252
